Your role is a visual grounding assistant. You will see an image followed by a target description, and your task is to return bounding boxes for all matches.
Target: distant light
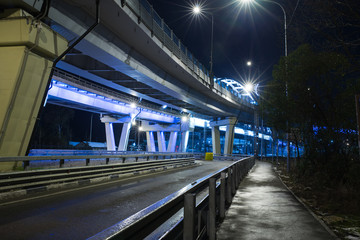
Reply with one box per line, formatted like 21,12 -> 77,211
130,103 -> 136,108
193,5 -> 201,14
244,83 -> 254,93
162,105 -> 167,109
132,121 -> 136,126
181,116 -> 189,122
139,126 -> 143,131
247,61 -> 252,66
240,0 -> 255,4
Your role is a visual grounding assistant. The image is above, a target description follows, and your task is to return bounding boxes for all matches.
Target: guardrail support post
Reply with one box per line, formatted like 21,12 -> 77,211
184,193 -> 196,240
106,158 -> 109,164
60,159 -> 64,168
220,172 -> 226,219
23,161 -> 30,171
226,169 -> 232,204
209,178 -> 216,240
234,164 -> 238,187
86,158 -> 90,166
231,166 -> 236,195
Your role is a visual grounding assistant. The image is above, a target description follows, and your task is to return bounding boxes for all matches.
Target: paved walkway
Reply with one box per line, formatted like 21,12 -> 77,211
217,161 -> 336,240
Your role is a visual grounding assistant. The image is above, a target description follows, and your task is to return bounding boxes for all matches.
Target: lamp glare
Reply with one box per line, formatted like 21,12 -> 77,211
193,5 -> 201,14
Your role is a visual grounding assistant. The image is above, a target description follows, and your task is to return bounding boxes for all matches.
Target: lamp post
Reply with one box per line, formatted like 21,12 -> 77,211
192,5 -> 214,87
240,0 -> 290,170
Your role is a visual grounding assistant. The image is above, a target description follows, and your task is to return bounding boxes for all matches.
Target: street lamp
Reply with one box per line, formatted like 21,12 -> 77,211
192,5 -> 214,87
240,0 -> 290,170
239,0 -> 287,58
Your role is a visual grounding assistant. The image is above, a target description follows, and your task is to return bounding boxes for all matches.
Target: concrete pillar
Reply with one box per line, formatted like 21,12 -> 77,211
146,131 -> 156,152
224,122 -> 236,155
118,122 -> 131,151
157,131 -> 166,152
181,131 -> 189,152
211,126 -> 221,154
167,132 -> 178,152
0,9 -> 68,171
105,122 -> 116,151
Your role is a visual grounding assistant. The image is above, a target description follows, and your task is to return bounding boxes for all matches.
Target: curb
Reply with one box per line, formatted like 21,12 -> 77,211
0,162 -> 196,202
273,166 -> 340,240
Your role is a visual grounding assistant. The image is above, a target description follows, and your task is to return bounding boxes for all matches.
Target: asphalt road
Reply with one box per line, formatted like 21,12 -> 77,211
0,160 -> 232,240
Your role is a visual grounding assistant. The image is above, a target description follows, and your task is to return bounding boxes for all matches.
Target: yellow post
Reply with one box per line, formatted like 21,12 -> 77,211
0,9 -> 68,171
205,152 -> 213,161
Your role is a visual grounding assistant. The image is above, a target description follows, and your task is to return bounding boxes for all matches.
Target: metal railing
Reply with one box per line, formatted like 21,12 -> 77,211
0,153 -> 194,171
89,156 -> 255,240
120,0 -> 255,108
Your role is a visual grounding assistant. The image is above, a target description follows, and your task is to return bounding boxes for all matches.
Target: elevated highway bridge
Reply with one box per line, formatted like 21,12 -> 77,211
0,0 -> 261,171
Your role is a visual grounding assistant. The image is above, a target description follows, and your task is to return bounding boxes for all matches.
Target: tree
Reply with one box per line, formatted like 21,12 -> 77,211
262,44 -> 358,163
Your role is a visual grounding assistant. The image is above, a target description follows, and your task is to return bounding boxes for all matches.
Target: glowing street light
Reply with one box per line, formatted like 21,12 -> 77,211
193,5 -> 201,14
247,61 -> 252,67
244,82 -> 254,93
130,102 -> 137,108
241,0 -> 255,4
181,116 -> 189,122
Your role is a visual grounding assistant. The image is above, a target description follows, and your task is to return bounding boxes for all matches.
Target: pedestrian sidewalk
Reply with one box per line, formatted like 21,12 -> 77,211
217,161 -> 337,240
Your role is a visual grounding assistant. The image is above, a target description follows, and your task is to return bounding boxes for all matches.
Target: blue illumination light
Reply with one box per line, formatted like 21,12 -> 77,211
48,80 -> 176,123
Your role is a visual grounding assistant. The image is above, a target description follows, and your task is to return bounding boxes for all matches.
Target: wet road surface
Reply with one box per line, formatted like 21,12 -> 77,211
217,161 -> 335,240
0,160 -> 232,240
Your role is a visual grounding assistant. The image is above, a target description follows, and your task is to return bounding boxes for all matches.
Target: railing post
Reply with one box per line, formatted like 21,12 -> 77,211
220,172 -> 226,219
209,178 -> 216,240
60,159 -> 64,168
106,157 -> 110,164
23,160 -> 30,171
86,158 -> 90,166
184,193 -> 196,240
226,169 -> 232,204
231,166 -> 236,195
233,164 -> 238,187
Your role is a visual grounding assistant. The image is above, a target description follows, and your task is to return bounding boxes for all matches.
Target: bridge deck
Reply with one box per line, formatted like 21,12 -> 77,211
217,161 -> 335,240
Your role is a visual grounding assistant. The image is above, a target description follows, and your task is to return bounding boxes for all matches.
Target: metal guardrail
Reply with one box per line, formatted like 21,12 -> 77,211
0,153 -> 194,170
120,0 -> 254,108
89,156 -> 255,240
0,157 -> 196,193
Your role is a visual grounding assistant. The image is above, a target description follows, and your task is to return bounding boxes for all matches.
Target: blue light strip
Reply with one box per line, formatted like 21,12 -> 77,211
47,80 -> 176,123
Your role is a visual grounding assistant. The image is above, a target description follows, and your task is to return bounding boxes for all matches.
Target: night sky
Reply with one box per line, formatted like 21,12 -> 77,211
146,0 -> 285,86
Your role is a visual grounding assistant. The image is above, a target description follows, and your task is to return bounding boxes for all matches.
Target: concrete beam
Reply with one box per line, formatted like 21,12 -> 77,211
141,121 -> 194,132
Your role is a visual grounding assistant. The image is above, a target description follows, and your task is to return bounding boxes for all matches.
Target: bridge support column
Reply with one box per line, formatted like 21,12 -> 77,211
0,9 -> 67,171
167,132 -> 177,152
118,121 -> 132,151
180,131 -> 189,152
224,118 -> 236,155
157,131 -> 166,152
146,131 -> 156,152
211,126 -> 221,154
210,117 -> 237,155
105,122 -> 116,151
